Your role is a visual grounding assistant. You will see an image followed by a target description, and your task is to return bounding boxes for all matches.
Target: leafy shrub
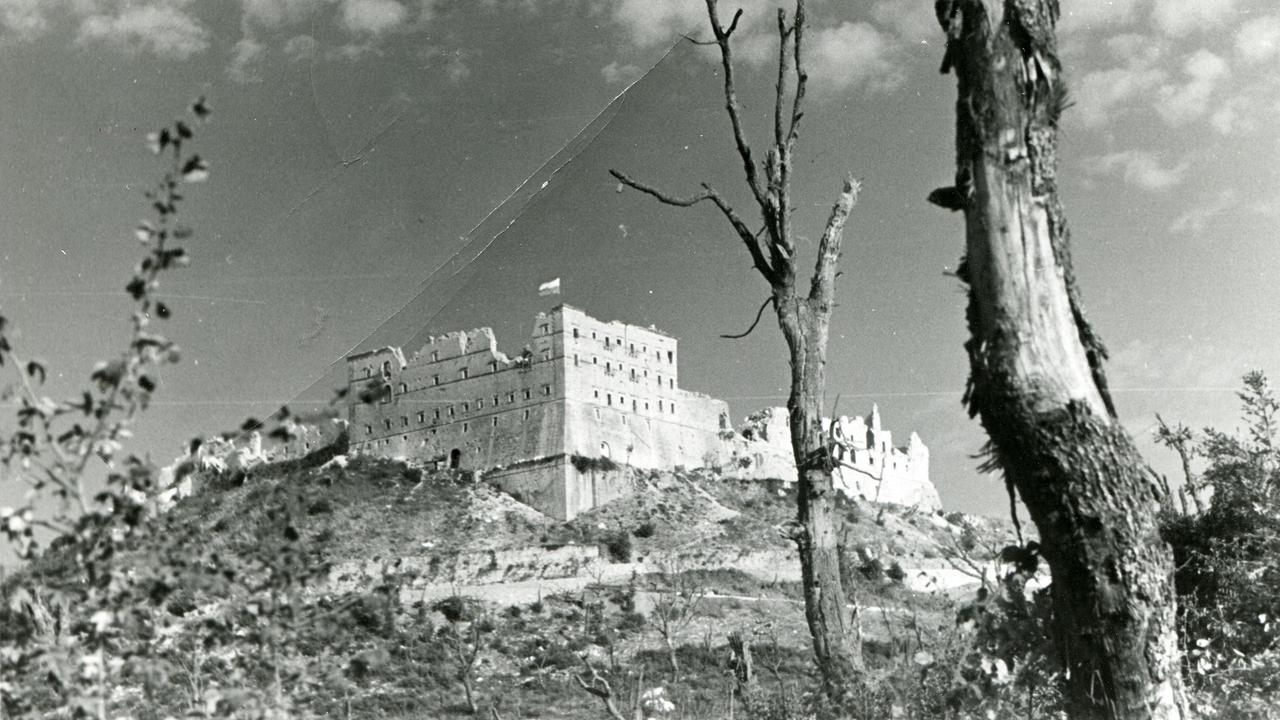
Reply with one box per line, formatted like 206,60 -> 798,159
604,531 -> 634,562
633,520 -> 657,538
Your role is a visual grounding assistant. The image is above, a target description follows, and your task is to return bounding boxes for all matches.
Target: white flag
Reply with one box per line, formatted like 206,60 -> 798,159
538,278 -> 561,296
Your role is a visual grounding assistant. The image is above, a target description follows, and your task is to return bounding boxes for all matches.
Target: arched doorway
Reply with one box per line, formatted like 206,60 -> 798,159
449,448 -> 462,469
599,441 -> 611,460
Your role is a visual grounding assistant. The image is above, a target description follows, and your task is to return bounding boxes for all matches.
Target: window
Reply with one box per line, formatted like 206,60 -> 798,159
364,424 -> 372,435
382,360 -> 391,376
432,374 -> 440,386
542,384 -> 551,396
492,417 -> 498,427
604,337 -> 610,348
605,361 -> 611,373
448,407 -> 455,417
417,411 -> 425,423
430,350 -> 438,362
656,350 -> 662,360
462,402 -> 469,412
594,389 -> 599,398
630,368 -> 636,381
669,378 -> 674,389
667,351 -> 674,363
658,400 -> 663,412
595,408 -> 601,419
364,368 -> 371,378
434,409 -> 440,420
574,354 -> 580,367
401,416 -> 408,427
593,356 -> 598,365
540,323 -> 549,334
383,419 -> 392,430
462,422 -> 469,433
459,368 -> 469,380
670,403 -> 676,414
629,343 -> 635,353
490,361 -> 498,372
592,331 -> 597,339
632,399 -> 637,411
607,394 -> 613,406
645,402 -> 650,411
493,395 -> 500,406
524,389 -> 532,400
541,350 -> 551,361
656,375 -> 662,388
507,392 -> 515,403
399,383 -> 407,394
622,415 -> 628,426
523,409 -> 530,420
573,328 -> 579,339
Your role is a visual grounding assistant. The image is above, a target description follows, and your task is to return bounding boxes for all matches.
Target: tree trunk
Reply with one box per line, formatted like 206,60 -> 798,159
776,293 -> 864,699
935,2 -> 1187,718
663,633 -> 680,683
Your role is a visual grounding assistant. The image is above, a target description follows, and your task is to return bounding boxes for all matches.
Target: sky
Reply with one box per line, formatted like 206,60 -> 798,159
1,0 -> 1278,522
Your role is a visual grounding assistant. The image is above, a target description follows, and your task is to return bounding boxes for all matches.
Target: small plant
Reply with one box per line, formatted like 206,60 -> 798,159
633,520 -> 657,538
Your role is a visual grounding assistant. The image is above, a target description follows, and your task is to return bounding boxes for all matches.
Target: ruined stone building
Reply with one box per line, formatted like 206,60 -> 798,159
346,304 -> 938,519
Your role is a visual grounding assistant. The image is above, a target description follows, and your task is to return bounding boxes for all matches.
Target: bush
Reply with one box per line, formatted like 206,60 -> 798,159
604,531 -> 634,562
633,520 -> 657,538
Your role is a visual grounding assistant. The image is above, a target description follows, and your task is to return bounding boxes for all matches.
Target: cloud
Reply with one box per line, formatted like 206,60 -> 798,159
607,0 -> 774,48
339,0 -> 407,36
1235,14 -> 1280,64
1060,0 -> 1144,32
241,0 -> 324,29
1083,150 -> 1188,190
870,0 -> 936,43
77,3 -> 209,60
601,60 -> 642,85
808,22 -> 904,94
283,33 -> 318,61
1151,0 -> 1237,38
1155,48 -> 1229,125
1071,39 -> 1168,127
228,35 -> 266,83
1169,189 -> 1238,234
0,0 -> 49,41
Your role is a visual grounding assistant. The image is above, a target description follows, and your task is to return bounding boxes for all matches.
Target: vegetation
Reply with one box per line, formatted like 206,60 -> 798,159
933,2 -> 1185,716
611,0 -> 866,702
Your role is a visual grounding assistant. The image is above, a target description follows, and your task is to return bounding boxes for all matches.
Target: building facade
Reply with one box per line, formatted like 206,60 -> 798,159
346,304 -> 938,518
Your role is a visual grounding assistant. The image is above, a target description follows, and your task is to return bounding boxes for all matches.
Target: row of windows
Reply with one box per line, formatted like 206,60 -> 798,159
364,351 -> 554,384
573,355 -> 676,388
375,381 -> 551,410
569,327 -> 674,364
365,406 -> 536,437
590,387 -> 676,415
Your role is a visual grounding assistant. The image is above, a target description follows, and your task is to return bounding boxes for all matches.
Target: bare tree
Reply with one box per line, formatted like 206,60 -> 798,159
648,567 -> 706,682
573,656 -> 641,720
932,1 -> 1187,717
611,0 -> 863,698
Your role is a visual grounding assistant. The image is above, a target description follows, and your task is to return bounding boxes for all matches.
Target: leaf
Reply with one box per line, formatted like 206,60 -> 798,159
25,359 -> 46,384
181,155 -> 209,183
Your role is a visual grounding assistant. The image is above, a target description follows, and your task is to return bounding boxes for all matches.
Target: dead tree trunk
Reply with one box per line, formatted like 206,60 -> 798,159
611,0 -> 864,701
933,1 -> 1187,718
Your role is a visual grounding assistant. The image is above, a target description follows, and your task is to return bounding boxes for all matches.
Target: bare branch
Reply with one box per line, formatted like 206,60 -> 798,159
721,296 -> 776,339
611,169 -> 779,286
705,0 -> 770,214
809,176 -> 860,303
773,8 -> 792,151
788,0 -> 809,145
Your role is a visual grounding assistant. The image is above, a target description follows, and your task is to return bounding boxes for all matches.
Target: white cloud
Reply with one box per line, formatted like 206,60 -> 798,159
608,0 -> 773,48
0,0 -> 49,41
601,60 -> 642,85
228,35 -> 265,83
1155,48 -> 1229,125
808,21 -> 904,94
77,3 -> 209,60
1083,150 -> 1188,190
283,33 -> 318,61
1151,0 -> 1237,38
1072,43 -> 1167,127
1060,0 -> 1144,32
870,0 -> 936,43
241,0 -> 324,29
1169,189 -> 1237,234
1235,14 -> 1280,64
339,0 -> 406,36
